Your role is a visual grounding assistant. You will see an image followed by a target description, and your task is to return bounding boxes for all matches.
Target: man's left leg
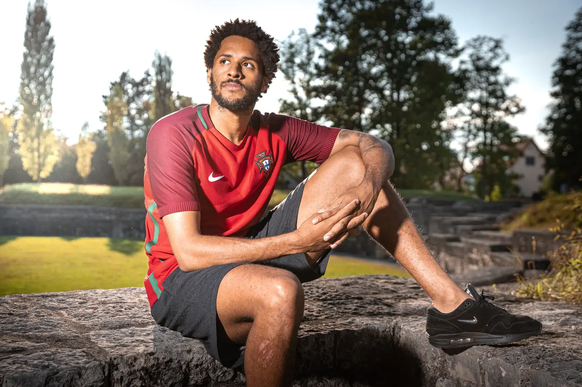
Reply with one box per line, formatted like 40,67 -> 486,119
297,146 -> 469,312
297,146 -> 542,348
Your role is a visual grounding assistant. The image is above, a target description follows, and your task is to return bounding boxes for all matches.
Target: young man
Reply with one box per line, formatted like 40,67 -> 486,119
143,19 -> 541,387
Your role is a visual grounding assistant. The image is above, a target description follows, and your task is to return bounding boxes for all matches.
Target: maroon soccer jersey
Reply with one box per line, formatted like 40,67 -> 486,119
143,104 -> 339,306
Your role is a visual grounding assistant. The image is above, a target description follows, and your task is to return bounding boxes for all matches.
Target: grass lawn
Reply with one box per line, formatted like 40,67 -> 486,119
0,236 -> 409,296
0,183 -> 476,209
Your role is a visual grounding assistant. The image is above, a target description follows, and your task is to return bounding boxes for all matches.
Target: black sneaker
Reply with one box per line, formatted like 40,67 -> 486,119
426,284 -> 542,348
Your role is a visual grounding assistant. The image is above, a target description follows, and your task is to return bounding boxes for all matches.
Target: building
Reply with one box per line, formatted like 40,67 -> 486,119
507,138 -> 546,197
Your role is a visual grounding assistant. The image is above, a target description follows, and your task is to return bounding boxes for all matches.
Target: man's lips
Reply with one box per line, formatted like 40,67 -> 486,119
222,81 -> 244,91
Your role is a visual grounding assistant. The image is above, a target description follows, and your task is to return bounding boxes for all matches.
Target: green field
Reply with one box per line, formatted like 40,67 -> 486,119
0,183 -> 476,209
0,236 -> 409,296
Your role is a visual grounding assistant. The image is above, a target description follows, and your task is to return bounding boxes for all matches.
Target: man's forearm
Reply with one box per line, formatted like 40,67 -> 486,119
175,232 -> 302,272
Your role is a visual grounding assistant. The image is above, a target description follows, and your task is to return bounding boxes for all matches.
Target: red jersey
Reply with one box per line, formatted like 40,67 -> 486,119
143,104 -> 339,307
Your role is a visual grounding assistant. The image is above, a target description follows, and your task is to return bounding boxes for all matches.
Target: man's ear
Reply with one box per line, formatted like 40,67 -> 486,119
206,69 -> 211,86
261,77 -> 271,93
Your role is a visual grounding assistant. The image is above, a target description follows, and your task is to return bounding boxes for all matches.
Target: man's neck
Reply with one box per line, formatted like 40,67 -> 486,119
208,99 -> 254,145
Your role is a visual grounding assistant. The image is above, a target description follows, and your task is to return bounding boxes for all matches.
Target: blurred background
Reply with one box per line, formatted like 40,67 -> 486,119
0,0 -> 580,299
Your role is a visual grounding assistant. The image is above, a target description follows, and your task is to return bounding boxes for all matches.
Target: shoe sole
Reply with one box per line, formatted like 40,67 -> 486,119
429,329 -> 542,349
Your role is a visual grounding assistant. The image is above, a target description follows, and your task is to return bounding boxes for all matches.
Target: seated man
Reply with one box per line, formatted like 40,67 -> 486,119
143,19 -> 541,387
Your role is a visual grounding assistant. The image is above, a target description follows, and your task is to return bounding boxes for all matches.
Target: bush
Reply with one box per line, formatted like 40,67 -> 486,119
517,196 -> 582,303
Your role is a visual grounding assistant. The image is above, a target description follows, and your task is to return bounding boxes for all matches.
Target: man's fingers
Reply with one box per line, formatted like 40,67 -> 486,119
312,204 -> 342,224
346,212 -> 368,230
313,199 -> 359,225
330,232 -> 350,249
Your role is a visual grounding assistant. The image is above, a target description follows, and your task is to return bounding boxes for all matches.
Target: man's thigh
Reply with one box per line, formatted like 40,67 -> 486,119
247,177 -> 331,282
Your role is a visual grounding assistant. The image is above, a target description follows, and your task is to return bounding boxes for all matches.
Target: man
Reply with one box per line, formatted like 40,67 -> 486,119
143,19 -> 541,386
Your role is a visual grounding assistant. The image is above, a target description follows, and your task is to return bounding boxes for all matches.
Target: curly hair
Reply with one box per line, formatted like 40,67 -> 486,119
204,19 -> 279,86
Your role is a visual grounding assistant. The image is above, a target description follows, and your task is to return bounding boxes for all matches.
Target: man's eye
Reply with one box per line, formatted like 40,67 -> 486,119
221,59 -> 230,64
244,62 -> 254,68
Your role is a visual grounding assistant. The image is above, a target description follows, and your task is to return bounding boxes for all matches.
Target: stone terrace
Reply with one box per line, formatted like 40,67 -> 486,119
1,276 -> 581,386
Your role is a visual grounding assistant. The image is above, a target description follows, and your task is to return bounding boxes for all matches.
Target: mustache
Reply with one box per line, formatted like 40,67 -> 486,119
222,80 -> 246,89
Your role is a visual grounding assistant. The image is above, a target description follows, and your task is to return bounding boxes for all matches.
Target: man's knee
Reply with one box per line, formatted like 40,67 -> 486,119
260,273 -> 304,321
320,146 -> 365,187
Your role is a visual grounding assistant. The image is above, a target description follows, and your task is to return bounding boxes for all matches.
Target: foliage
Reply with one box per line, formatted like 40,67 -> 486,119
517,195 -> 582,303
17,0 -> 58,181
501,191 -> 582,232
151,51 -> 175,122
0,236 -> 407,296
87,129 -> 117,185
307,0 -> 462,189
102,71 -> 152,186
540,7 -> 582,191
76,122 -> 97,181
0,108 -> 13,186
45,137 -> 82,183
449,36 -> 525,199
279,29 -> 322,181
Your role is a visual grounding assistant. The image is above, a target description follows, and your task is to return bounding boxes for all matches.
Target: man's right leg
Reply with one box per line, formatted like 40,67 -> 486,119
216,264 -> 304,387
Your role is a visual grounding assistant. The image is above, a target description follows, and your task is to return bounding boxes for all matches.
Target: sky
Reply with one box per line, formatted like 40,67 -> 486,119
0,0 -> 580,150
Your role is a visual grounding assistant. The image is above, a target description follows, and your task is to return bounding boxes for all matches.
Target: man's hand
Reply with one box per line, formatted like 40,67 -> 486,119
293,198 -> 368,252
310,182 -> 377,245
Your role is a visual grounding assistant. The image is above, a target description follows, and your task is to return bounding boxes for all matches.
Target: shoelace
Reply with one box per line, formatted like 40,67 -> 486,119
478,290 -> 508,314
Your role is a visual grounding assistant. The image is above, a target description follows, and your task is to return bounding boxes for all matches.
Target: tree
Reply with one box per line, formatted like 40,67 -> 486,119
151,51 -> 174,122
452,36 -> 525,199
310,0 -> 462,188
541,7 -> 582,191
103,80 -> 130,185
87,129 -> 117,185
46,137 -> 82,183
76,122 -> 96,182
102,71 -> 153,186
279,29 -> 321,181
0,107 -> 13,187
17,0 -> 58,181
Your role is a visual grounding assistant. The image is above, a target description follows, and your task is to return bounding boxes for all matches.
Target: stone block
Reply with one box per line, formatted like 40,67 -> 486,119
1,277 -> 581,386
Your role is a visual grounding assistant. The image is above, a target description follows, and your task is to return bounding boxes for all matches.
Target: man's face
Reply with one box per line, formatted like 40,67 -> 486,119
208,35 -> 269,112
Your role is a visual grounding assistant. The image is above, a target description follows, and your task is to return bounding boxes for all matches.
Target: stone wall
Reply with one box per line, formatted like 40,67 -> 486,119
0,204 -> 145,239
1,276 -> 581,386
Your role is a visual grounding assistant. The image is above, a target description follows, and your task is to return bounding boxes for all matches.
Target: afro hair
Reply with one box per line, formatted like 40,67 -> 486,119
204,19 -> 280,86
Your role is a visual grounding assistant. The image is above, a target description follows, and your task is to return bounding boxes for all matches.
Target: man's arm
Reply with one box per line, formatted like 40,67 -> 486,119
163,199 -> 364,272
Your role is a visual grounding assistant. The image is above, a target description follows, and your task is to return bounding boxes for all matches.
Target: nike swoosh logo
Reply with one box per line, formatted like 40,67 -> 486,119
457,317 -> 478,324
208,172 -> 225,182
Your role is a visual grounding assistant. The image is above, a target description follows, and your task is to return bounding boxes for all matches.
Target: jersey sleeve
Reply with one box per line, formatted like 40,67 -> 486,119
146,121 -> 200,218
266,113 -> 340,165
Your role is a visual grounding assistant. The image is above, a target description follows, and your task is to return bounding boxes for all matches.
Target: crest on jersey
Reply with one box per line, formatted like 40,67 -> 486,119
254,151 -> 274,176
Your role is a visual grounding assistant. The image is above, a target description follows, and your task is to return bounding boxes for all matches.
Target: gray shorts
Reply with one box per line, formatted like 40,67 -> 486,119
150,179 -> 331,369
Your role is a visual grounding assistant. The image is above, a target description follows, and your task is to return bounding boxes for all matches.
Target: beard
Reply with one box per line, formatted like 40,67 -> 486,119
210,74 -> 263,112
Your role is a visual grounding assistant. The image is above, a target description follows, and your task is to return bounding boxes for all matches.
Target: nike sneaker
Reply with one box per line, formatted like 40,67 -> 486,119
426,284 -> 542,348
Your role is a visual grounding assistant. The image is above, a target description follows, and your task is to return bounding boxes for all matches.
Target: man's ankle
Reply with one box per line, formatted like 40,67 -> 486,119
431,291 -> 472,314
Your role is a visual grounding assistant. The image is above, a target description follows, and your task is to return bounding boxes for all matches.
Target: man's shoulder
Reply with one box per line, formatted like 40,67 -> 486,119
153,105 -> 207,132
253,110 -> 304,132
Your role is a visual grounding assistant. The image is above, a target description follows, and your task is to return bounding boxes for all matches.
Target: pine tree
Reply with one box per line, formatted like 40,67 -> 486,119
76,122 -> 96,182
151,51 -> 175,122
0,107 -> 13,187
279,29 -> 321,181
104,80 -> 130,185
453,36 -> 525,199
541,7 -> 582,191
17,0 -> 58,181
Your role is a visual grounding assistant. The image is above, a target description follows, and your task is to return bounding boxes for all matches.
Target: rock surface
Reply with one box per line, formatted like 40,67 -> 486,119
1,276 -> 581,386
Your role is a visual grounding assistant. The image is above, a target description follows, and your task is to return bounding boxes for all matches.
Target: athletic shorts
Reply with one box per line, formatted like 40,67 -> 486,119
150,179 -> 331,369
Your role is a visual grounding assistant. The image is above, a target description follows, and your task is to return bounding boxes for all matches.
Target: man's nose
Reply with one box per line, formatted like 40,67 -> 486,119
228,62 -> 242,78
